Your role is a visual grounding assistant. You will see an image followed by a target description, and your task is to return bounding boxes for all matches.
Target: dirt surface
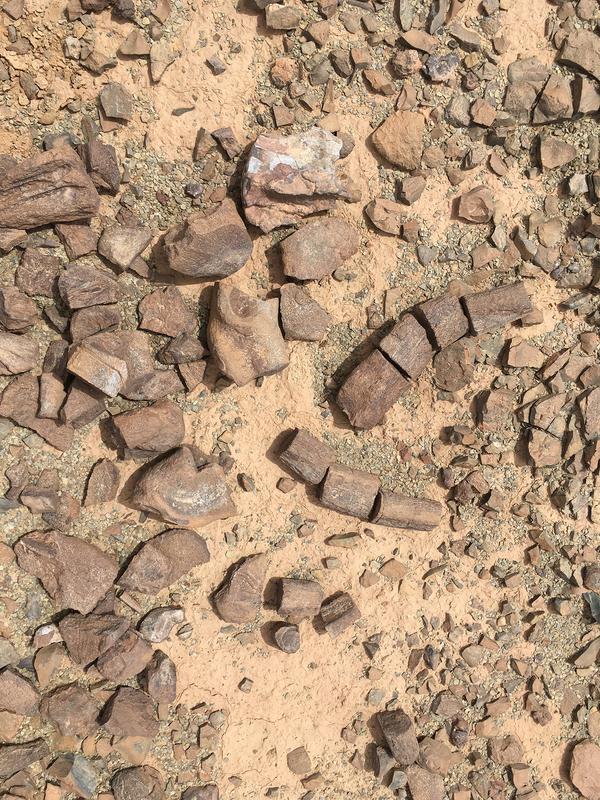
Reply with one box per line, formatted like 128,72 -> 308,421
0,0 -> 599,800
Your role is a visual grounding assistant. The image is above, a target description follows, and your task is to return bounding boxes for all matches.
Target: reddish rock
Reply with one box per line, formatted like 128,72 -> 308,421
0,374 -> 74,451
0,287 -> 38,332
67,339 -> 129,397
337,349 -> 409,429
0,667 -> 40,715
559,29 -> 600,83
0,740 -> 49,779
406,765 -> 444,800
208,283 -> 289,386
96,629 -> 154,681
0,332 -> 38,375
371,110 -> 425,170
111,400 -> 185,457
279,427 -> 335,484
70,304 -> 121,342
457,186 -> 495,223
138,287 -> 196,337
280,218 -> 360,280
279,283 -> 331,341
433,338 -> 476,391
84,459 -> 120,505
59,612 -> 130,665
98,225 -> 152,271
320,591 -> 361,637
278,578 -> 324,622
371,491 -> 443,530
379,314 -> 433,379
132,447 -> 235,526
462,282 -> 533,334
320,463 -> 380,519
377,709 -> 419,765
58,262 -> 124,309
100,687 -> 159,738
143,651 -> 176,704
14,530 -> 118,614
112,766 -> 165,800
16,247 -> 61,297
119,528 -> 210,594
213,553 -> 267,623
41,683 -> 98,737
570,740 -> 600,800
365,198 -> 405,236
55,222 -> 99,259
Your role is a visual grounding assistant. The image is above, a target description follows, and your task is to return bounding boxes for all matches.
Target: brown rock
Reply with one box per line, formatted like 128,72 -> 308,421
101,687 -> 159,738
533,74 -> 573,123
287,746 -> 312,774
280,218 -> 360,280
84,459 -> 120,505
378,709 -> 419,766
181,788 -> 218,800
55,222 -> 99,260
406,765 -> 444,800
418,737 -> 453,776
379,314 -> 433,379
213,553 -> 267,623
16,247 -> 61,297
279,427 -> 335,484
539,134 -> 577,170
158,333 -> 206,365
242,127 -> 360,232
457,185 -> 495,223
58,262 -> 124,309
98,225 -> 152,271
80,138 -> 121,195
0,287 -> 38,331
0,374 -> 74,451
14,530 -> 118,614
59,612 -> 130,665
0,147 -> 99,229
132,447 -> 235,527
143,651 -> 176,704
112,400 -> 185,458
70,305 -> 121,342
162,199 -> 252,279
0,332 -> 38,374
0,228 -> 26,254
337,349 -> 409,429
365,198 -> 405,236
433,338 -> 476,391
570,740 -> 600,800
371,111 -> 425,170
40,683 -> 98,737
371,491 -> 443,530
112,767 -> 164,800
0,668 -> 40,715
279,283 -> 331,341
278,578 -> 324,622
138,287 -> 196,338
96,629 -> 154,681
488,735 -> 524,765
67,339 -> 129,397
61,379 -> 106,429
320,592 -> 360,637
462,282 -> 533,334
178,360 -> 207,392
0,740 -> 49,779
320,463 -> 380,519
208,283 -> 289,386
119,528 -> 210,594
414,294 -> 469,350
274,623 -> 300,653
579,387 -> 600,440
559,29 -> 600,83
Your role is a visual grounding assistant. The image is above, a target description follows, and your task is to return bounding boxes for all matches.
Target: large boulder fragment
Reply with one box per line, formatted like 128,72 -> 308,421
570,740 -> 600,800
213,553 -> 267,623
41,683 -> 98,737
280,218 -> 360,280
162,198 -> 253,279
462,282 -> 532,334
378,314 -> 433,379
0,147 -> 99,229
0,374 -> 74,451
0,333 -> 38,375
119,528 -> 210,594
337,349 -> 409,429
112,767 -> 165,800
559,30 -> 600,83
371,110 -> 425,170
132,446 -> 235,527
59,613 -> 130,665
377,709 -> 419,765
242,127 -> 360,231
100,687 -> 159,738
111,400 -> 185,457
279,283 -> 331,341
0,667 -> 40,715
320,464 -> 380,519
14,530 -> 118,614
279,427 -> 335,484
0,740 -> 50,779
208,283 -> 289,386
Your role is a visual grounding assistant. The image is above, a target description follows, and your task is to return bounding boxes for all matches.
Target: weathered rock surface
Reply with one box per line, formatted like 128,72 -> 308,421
0,374 -> 74,451
337,349 -> 409,429
570,740 -> 600,800
138,287 -> 196,338
208,283 -> 289,386
213,553 -> 267,623
84,459 -> 120,505
378,709 -> 419,765
0,332 -> 38,375
14,530 -> 118,614
98,225 -> 152,271
59,613 -> 130,665
278,578 -> 324,622
111,400 -> 185,457
96,629 -> 154,681
100,687 -> 159,738
112,766 -> 165,800
320,463 -> 380,519
242,127 -> 360,231
143,651 -> 176,703
320,592 -> 361,637
41,683 -> 98,737
280,218 -> 360,280
132,447 -> 235,527
559,30 -> 600,83
0,740 -> 49,779
58,262 -> 124,309
279,283 -> 331,341
0,667 -> 40,715
0,286 -> 38,332
371,110 -> 425,170
279,427 -> 335,484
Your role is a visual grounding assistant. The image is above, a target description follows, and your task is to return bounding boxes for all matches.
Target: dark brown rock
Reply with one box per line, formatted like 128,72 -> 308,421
0,147 -> 99,229
378,314 -> 433,379
70,304 -> 121,342
132,447 -> 235,527
0,332 -> 38,374
433,338 -> 476,391
112,400 -> 185,457
279,283 -> 331,341
14,530 -> 118,614
58,262 -> 124,309
139,287 -> 196,338
274,623 -> 300,653
39,372 -> 67,419
84,460 -> 120,505
162,198 -> 252,279
278,578 -> 324,622
0,667 -> 40,715
58,612 -> 130,665
112,767 -> 165,800
96,629 -> 154,681
462,282 -> 533,334
0,374 -> 74,451
100,687 -> 159,738
119,528 -> 210,594
280,218 -> 360,280
16,247 -> 61,297
213,553 -> 267,623
80,138 -> 121,195
181,787 -> 218,800
321,463 -> 380,519
158,333 -> 206,365
320,591 -> 361,637
377,709 -> 419,766
279,427 -> 335,484
0,287 -> 38,332
208,283 -> 289,386
337,349 -> 409,429
371,491 -> 443,530
414,294 -> 469,350
242,127 -> 360,232
143,651 -> 177,704
40,683 -> 98,736
55,222 -> 99,260
67,339 -> 129,397
61,379 -> 106,429
0,740 -> 49,779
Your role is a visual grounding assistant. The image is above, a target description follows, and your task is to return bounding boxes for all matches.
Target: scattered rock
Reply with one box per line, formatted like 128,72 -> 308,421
112,766 -> 165,800
280,283 -> 331,341
320,591 -> 361,637
41,683 -> 98,737
111,399 -> 185,458
138,287 -> 196,337
371,110 -> 425,170
280,218 -> 360,280
213,553 -> 267,623
100,687 -> 159,738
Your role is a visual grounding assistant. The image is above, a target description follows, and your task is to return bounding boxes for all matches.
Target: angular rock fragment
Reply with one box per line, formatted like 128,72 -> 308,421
365,198 -> 405,236
14,530 -> 118,614
67,339 -> 129,397
98,225 -> 152,271
41,683 -> 98,737
100,82 -> 133,121
132,447 -> 235,527
0,332 -> 38,375
433,338 -> 476,391
213,553 -> 267,623
462,282 -> 533,334
379,314 -> 433,379
320,463 -> 380,519
162,199 -> 253,279
181,788 -> 217,800
406,765 -> 444,800
119,528 -> 210,594
80,138 -> 121,195
96,629 -> 153,681
100,687 -> 159,737
58,612 -> 130,665
139,607 -> 184,643
371,492 -> 443,530
16,247 -> 61,298
84,459 -> 120,505
279,283 -> 331,341
457,185 -> 495,223
112,767 -> 165,800
279,428 -> 335,484
0,287 -> 38,332
61,379 -> 106,429
414,293 -> 469,350
559,30 -> 600,83
139,287 -> 196,338
278,578 -> 323,622
579,387 -> 600,440
0,374 -> 74,451
55,222 -> 99,260
0,740 -> 49,779
48,753 -> 100,799
570,740 -> 600,800
208,283 -> 289,386
0,667 -> 40,715
533,74 -> 573,124
337,349 -> 409,429
58,262 -> 124,309
377,709 -> 419,766
143,650 -> 177,704
320,592 -> 360,637
539,135 -> 577,170
287,746 -> 311,774
0,147 -> 99,229
158,333 -> 206,365
242,127 -> 360,231
112,400 -> 185,458
371,110 -> 425,170
280,218 -> 360,280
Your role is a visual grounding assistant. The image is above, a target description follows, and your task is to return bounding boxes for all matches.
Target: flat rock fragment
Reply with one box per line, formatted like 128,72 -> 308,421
0,332 -> 38,375
414,294 -> 469,350
371,110 -> 425,170
433,338 -> 476,391
457,185 -> 495,223
84,459 -> 120,505
112,767 -> 165,800
0,668 -> 40,715
139,607 -> 184,643
279,283 -> 331,341
208,283 -> 289,386
0,374 -> 74,451
242,127 -> 360,231
539,135 -> 577,170
0,740 -> 50,779
337,349 -> 409,429
58,262 -> 124,309
0,286 -> 38,332
462,282 -> 532,334
58,613 -> 130,665
320,592 -> 360,637
280,218 -> 360,280
55,222 -> 99,259
213,553 -> 267,623
570,740 -> 600,800
67,340 -> 129,397
96,629 -> 154,681
559,30 -> 600,83
100,687 -> 159,738
279,428 -> 335,484
132,447 -> 235,527
41,683 -> 98,737
143,651 -> 176,703
365,198 -> 405,236
406,765 -> 444,800
111,400 -> 185,457
98,225 -> 152,271
379,314 -> 433,379
138,287 -> 196,337
320,463 -> 380,519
